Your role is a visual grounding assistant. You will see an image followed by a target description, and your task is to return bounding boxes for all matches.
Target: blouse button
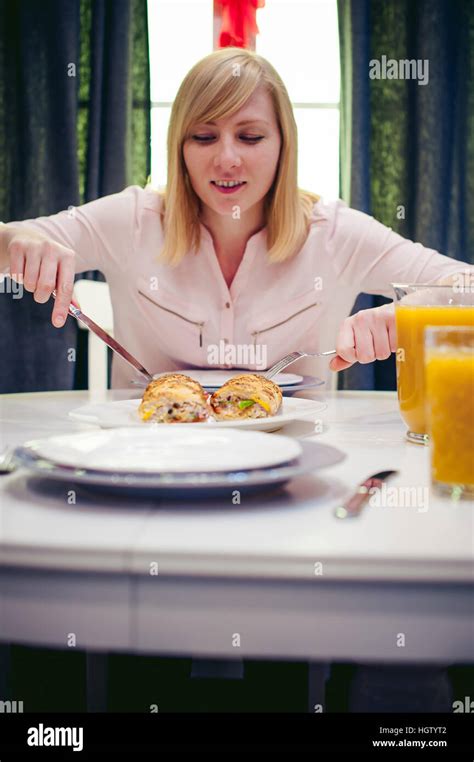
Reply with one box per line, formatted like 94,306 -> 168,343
225,302 -> 231,309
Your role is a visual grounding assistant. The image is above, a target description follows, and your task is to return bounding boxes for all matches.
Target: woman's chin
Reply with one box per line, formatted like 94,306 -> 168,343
204,198 -> 248,216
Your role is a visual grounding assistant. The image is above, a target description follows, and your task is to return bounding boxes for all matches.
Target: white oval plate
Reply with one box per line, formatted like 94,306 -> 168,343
152,369 -> 303,387
69,397 -> 327,433
21,427 -> 302,473
13,439 -> 345,496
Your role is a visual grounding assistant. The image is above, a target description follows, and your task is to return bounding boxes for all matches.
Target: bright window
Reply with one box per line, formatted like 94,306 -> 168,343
148,0 -> 340,200
148,0 -> 214,189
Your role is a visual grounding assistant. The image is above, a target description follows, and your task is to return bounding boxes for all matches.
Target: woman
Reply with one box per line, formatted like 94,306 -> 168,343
1,47 -> 469,712
0,47 -> 469,388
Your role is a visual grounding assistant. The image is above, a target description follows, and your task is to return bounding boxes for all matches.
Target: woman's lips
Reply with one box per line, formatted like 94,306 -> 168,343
210,181 -> 247,195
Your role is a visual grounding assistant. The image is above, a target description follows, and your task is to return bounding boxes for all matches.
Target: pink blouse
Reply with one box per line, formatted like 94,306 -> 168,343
2,185 -> 468,388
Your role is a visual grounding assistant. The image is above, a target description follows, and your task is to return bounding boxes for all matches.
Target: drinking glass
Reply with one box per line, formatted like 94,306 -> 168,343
425,326 -> 474,499
392,283 -> 474,444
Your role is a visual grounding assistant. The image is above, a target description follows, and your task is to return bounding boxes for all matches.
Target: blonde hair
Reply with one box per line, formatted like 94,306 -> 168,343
155,47 -> 320,266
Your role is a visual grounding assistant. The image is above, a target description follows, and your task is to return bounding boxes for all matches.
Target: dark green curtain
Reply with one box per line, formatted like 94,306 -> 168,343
78,0 -> 151,204
337,0 -> 474,390
0,0 -> 150,393
74,0 -> 151,388
0,0 -> 81,393
1,0 -> 152,714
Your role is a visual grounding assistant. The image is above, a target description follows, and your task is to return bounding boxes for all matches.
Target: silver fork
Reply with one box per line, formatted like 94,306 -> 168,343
263,349 -> 337,380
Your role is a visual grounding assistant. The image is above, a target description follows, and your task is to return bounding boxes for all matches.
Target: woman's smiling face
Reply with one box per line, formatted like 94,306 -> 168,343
182,87 -> 282,218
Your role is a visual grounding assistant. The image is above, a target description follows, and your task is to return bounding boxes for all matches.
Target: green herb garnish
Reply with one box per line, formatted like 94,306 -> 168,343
238,399 -> 255,409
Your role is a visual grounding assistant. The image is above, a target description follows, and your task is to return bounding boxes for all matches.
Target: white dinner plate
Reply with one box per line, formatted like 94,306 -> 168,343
69,397 -> 327,433
152,369 -> 303,387
17,428 -> 302,473
13,439 -> 345,497
131,374 -> 324,395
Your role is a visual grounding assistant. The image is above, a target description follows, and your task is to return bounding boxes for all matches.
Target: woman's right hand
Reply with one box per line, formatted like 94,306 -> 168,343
7,228 -> 76,327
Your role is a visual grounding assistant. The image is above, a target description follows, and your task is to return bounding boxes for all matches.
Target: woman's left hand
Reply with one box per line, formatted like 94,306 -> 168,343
330,302 -> 397,372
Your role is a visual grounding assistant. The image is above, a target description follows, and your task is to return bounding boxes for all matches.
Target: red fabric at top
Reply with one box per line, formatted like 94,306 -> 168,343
216,0 -> 265,49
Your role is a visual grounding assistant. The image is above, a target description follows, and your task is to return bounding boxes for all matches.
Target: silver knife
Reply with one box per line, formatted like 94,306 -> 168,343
52,290 -> 154,384
334,469 -> 398,519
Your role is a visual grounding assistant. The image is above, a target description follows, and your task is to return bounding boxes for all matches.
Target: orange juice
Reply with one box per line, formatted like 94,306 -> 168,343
395,305 -> 474,437
425,351 -> 474,487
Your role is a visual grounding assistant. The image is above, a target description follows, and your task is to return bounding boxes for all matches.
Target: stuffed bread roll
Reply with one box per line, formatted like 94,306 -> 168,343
210,374 -> 282,420
139,373 -> 210,423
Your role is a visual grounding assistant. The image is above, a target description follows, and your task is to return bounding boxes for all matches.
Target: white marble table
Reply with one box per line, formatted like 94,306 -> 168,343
0,389 -> 472,664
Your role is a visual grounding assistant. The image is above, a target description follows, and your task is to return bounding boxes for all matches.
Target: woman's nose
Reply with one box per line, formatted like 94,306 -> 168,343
213,140 -> 242,170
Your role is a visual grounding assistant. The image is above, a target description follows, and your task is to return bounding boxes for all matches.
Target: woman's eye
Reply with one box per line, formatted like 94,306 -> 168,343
191,135 -> 264,143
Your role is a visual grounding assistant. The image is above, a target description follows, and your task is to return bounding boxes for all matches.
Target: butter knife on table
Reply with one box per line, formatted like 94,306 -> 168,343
334,470 -> 399,519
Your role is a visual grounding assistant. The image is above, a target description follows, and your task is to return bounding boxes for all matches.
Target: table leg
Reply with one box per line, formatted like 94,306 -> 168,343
190,658 -> 245,680
0,644 -> 11,700
307,662 -> 331,712
86,651 -> 108,712
348,664 -> 453,712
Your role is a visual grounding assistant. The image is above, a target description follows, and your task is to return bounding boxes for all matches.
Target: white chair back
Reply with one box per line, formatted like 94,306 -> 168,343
73,279 -> 113,391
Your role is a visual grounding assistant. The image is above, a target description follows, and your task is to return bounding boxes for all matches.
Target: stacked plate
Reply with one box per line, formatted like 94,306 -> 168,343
13,427 -> 345,499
